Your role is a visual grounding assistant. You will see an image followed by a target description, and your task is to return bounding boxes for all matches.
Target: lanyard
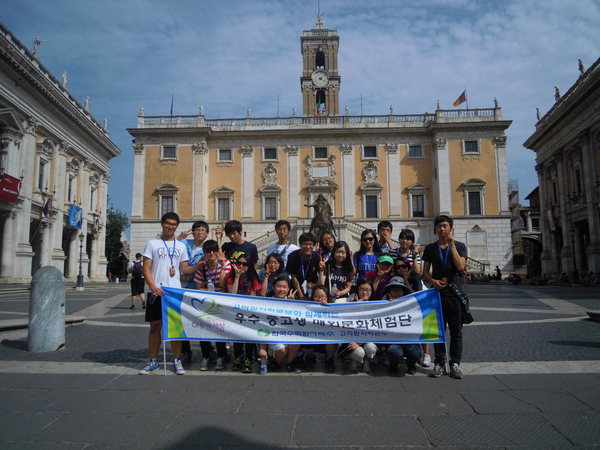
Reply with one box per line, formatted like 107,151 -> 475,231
301,252 -> 313,281
437,243 -> 450,266
162,238 -> 176,268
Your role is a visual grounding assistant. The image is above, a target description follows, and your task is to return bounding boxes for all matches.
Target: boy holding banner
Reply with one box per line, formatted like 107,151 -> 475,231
421,215 -> 468,379
139,212 -> 203,376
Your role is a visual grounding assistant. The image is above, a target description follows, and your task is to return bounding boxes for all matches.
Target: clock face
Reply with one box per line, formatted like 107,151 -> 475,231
311,70 -> 329,87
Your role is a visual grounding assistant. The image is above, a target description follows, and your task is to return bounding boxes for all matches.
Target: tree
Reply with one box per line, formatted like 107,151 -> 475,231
105,206 -> 129,278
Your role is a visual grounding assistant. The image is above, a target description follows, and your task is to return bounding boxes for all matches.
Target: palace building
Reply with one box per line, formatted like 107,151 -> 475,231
0,24 -> 120,283
128,16 -> 513,273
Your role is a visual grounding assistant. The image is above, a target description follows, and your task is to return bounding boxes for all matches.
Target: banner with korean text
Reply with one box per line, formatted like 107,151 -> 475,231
161,287 -> 445,344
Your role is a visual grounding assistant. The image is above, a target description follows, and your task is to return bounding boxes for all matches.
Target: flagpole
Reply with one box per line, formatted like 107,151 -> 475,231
170,94 -> 174,117
465,86 -> 469,110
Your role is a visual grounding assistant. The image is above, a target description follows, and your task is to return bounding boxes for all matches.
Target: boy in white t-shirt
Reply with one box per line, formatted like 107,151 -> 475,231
139,212 -> 202,375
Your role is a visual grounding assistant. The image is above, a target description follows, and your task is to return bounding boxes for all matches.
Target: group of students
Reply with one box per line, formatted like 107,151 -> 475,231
137,213 -> 468,380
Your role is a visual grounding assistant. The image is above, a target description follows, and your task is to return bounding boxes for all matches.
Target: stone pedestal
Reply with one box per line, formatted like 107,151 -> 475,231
28,265 -> 65,352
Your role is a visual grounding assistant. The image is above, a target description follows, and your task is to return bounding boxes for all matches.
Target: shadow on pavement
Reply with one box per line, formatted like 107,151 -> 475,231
549,340 -> 600,348
162,426 -> 283,449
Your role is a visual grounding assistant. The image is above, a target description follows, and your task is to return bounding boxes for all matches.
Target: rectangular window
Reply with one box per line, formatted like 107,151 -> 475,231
161,195 -> 174,215
363,145 -> 377,159
218,149 -> 232,162
162,145 -> 176,159
264,197 -> 277,220
365,195 -> 378,218
464,140 -> 479,153
217,197 -> 230,221
468,191 -> 482,215
263,147 -> 277,160
314,147 -> 328,159
408,145 -> 423,158
38,160 -> 46,191
531,217 -> 540,230
412,194 -> 425,217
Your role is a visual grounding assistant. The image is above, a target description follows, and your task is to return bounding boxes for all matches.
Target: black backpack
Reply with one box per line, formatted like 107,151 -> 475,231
131,260 -> 143,278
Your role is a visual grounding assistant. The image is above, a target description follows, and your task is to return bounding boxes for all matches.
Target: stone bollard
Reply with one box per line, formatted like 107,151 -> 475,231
28,266 -> 65,352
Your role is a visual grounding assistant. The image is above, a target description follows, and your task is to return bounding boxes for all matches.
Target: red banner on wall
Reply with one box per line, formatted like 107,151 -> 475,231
0,174 -> 22,203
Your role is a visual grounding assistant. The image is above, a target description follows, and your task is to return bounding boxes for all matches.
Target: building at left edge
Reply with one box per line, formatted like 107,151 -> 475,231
0,24 -> 121,283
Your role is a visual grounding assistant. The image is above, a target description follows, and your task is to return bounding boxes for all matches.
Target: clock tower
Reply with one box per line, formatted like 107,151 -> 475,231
301,12 -> 340,116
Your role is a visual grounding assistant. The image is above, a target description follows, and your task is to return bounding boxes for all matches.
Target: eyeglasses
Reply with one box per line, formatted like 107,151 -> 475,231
234,261 -> 249,267
362,237 -> 375,242
163,221 -> 178,228
205,249 -> 218,254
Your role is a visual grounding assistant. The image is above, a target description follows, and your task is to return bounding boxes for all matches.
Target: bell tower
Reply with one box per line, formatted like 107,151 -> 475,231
300,11 -> 340,116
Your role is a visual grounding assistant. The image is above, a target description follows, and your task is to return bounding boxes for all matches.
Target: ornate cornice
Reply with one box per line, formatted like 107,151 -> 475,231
339,144 -> 352,155
494,136 -> 507,148
240,146 -> 253,157
434,139 -> 447,151
385,143 -> 398,154
133,143 -> 144,155
285,145 -> 299,156
192,142 -> 208,155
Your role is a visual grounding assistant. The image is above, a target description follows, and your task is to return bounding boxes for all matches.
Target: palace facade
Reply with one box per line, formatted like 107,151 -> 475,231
524,57 -> 600,276
129,17 -> 513,273
0,24 -> 120,283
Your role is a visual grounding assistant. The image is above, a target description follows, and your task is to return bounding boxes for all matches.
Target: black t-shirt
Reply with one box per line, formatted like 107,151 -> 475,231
222,241 -> 259,265
422,240 -> 468,285
285,249 -> 320,285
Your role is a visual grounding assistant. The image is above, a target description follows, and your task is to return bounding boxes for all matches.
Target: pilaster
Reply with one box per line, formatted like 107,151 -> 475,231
240,146 -> 254,219
340,144 -> 355,218
494,136 -> 509,214
192,142 -> 208,219
434,139 -> 451,215
286,145 -> 300,218
51,142 -> 68,269
385,143 -> 401,217
131,143 -> 145,218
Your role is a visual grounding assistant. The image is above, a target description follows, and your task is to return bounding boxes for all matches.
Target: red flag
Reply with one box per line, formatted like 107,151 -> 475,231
0,174 -> 21,203
453,90 -> 467,107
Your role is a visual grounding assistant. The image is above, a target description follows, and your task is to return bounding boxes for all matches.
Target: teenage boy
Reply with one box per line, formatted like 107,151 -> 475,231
222,220 -> 259,265
179,220 -> 209,289
139,212 -> 202,375
377,220 -> 396,254
421,215 -> 468,379
285,232 -> 320,300
266,220 -> 299,265
128,253 -> 146,309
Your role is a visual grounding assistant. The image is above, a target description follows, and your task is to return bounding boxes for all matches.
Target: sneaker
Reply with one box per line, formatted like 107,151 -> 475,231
200,357 -> 209,371
173,358 -> 185,375
286,362 -> 301,374
139,359 -> 159,375
232,356 -> 242,371
130,304 -> 135,310
325,358 -> 335,373
349,360 -> 359,374
449,363 -> 463,379
141,301 -> 146,309
406,363 -> 417,375
180,352 -> 192,366
428,363 -> 446,378
243,357 -> 253,374
362,358 -> 371,373
421,353 -> 432,368
215,357 -> 224,371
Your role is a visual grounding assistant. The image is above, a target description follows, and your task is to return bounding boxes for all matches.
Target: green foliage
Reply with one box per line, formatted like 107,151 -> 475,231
105,206 -> 130,276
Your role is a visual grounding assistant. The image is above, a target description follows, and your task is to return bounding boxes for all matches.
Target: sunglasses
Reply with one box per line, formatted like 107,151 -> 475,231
362,237 -> 375,242
204,249 -> 219,254
235,261 -> 249,267
395,265 -> 408,270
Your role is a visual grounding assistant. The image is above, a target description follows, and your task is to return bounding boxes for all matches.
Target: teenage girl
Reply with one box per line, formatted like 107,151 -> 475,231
227,253 -> 262,373
353,229 -> 382,283
319,240 -> 355,300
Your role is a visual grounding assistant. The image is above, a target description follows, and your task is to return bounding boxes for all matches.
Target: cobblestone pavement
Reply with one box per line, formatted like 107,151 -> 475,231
0,283 -> 598,448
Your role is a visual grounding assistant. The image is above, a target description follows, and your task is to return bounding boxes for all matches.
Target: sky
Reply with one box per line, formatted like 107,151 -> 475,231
2,0 -> 599,230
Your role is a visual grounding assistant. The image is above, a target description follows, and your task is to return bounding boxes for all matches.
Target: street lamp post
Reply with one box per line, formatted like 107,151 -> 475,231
570,229 -> 578,284
76,233 -> 85,290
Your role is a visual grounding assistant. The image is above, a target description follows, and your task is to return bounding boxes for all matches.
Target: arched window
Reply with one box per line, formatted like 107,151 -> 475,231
316,90 -> 326,114
315,51 -> 325,69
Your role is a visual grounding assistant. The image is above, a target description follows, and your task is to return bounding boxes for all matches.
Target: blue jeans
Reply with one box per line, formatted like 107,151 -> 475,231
387,344 -> 422,367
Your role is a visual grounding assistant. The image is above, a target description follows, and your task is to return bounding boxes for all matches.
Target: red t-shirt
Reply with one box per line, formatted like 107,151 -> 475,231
226,274 -> 261,295
193,260 -> 232,292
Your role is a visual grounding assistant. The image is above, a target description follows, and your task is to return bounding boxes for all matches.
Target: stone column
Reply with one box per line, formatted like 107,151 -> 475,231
80,162 -> 90,278
494,136 -> 509,214
340,144 -> 355,218
0,127 -> 23,176
87,171 -> 100,280
51,142 -> 68,271
67,232 -> 79,279
240,146 -> 254,219
433,139 -> 451,215
14,118 -> 37,282
581,131 -> 600,271
192,142 -> 208,219
286,145 -> 300,218
131,143 -> 145,219
536,164 -> 553,275
0,212 -> 17,280
95,173 -> 109,280
555,157 -> 573,272
385,143 -> 401,218
39,222 -> 53,268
